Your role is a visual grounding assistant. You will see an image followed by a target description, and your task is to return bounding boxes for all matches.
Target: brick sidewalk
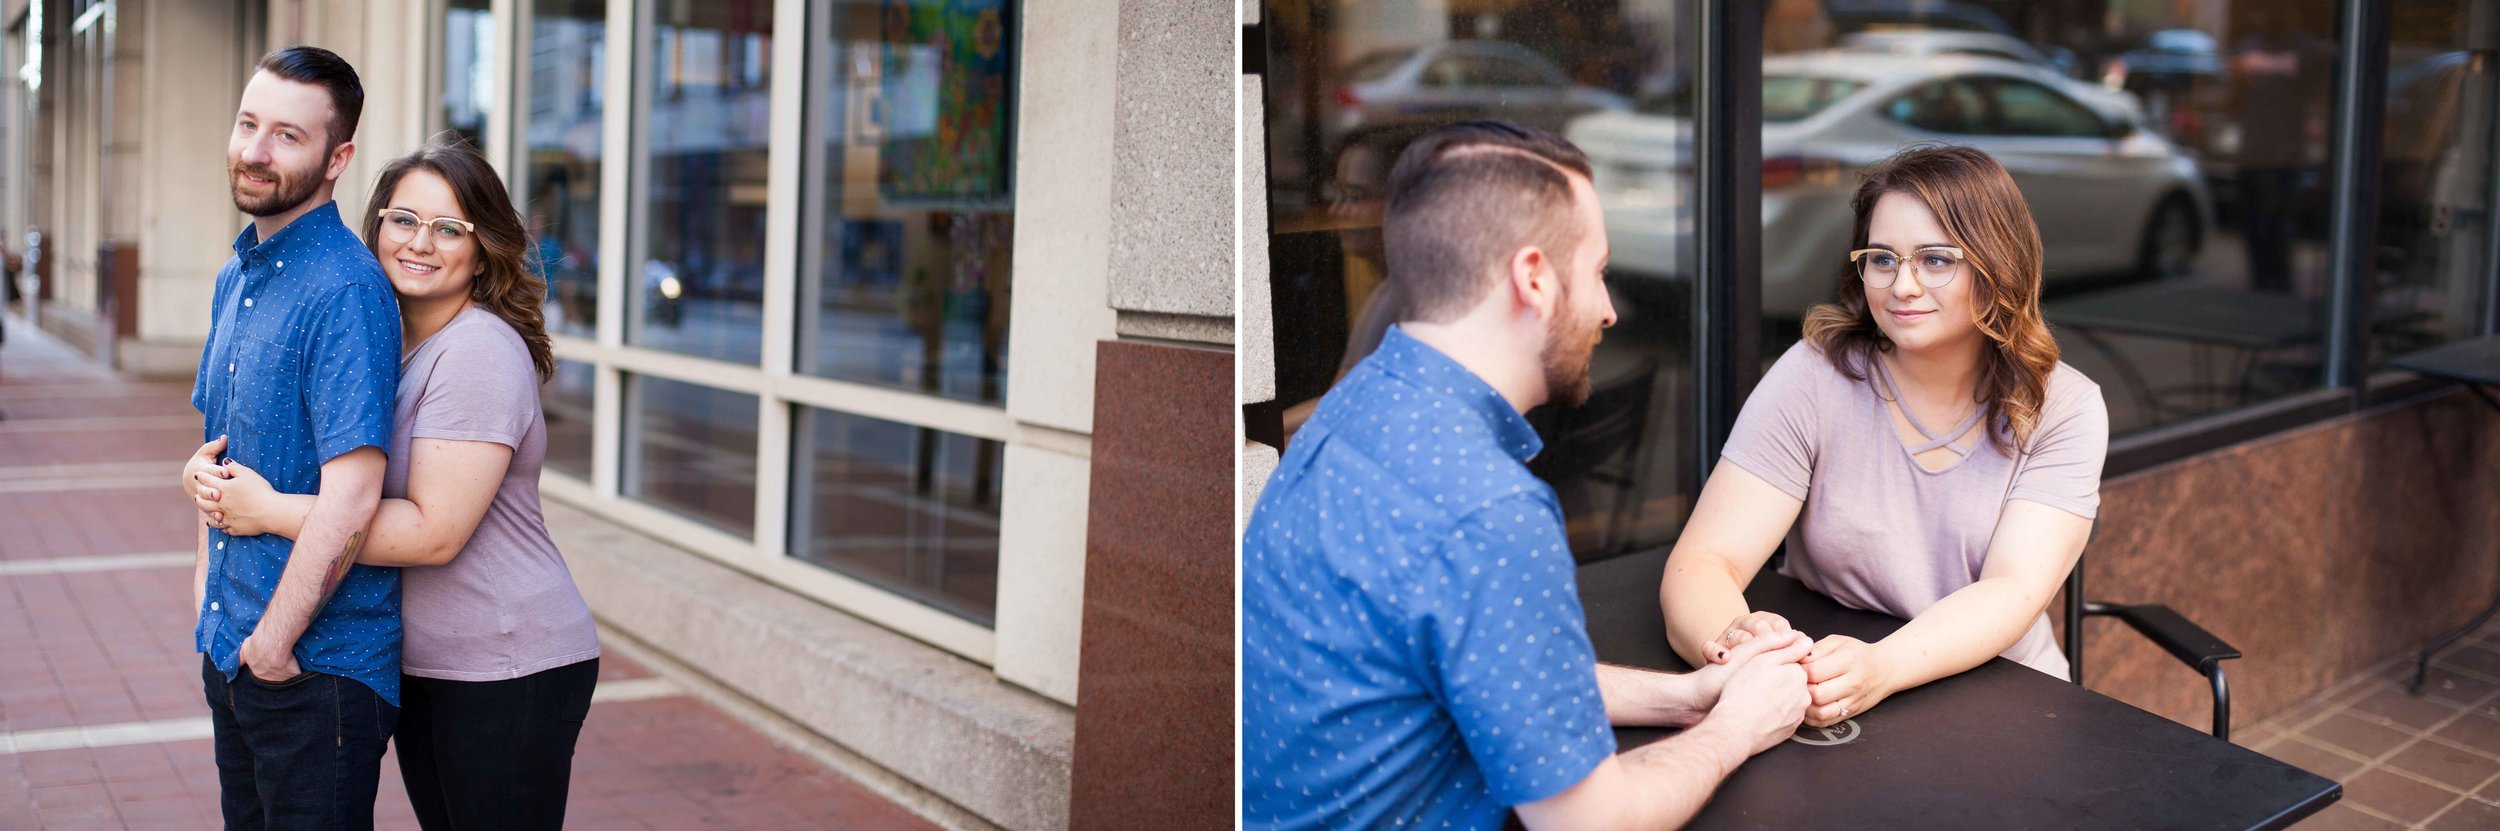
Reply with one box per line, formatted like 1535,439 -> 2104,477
0,317 -> 937,830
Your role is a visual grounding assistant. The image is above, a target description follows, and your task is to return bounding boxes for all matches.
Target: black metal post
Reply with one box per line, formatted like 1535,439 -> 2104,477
2323,0 -> 2390,390
1693,0 -> 1764,487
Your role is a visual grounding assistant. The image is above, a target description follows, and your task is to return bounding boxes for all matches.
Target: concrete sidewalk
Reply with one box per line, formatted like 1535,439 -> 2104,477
0,315 -> 937,830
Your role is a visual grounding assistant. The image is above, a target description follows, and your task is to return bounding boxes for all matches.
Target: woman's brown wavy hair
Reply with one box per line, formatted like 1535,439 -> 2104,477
360,141 -> 556,382
1800,145 -> 2060,453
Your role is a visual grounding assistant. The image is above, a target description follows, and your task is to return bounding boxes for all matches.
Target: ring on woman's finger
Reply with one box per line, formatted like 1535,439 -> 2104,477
1840,706 -> 1850,719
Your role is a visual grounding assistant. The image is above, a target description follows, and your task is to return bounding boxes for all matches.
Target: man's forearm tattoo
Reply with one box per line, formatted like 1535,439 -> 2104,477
316,531 -> 362,608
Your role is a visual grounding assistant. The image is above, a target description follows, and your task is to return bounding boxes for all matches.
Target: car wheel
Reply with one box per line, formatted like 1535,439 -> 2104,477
2135,195 -> 2200,282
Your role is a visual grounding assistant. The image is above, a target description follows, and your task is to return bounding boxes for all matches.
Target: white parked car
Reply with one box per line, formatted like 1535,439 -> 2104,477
1329,40 -> 1630,154
1567,50 -> 2209,319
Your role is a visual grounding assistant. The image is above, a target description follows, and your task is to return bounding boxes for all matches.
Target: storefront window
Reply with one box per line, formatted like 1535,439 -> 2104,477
544,358 -> 595,479
627,0 -> 773,364
2372,1 -> 2495,366
1754,1 -> 2343,436
1261,1 -> 1699,563
796,0 -> 1014,405
523,0 -> 607,340
439,0 -> 493,153
624,374 -> 758,536
790,406 -> 1002,624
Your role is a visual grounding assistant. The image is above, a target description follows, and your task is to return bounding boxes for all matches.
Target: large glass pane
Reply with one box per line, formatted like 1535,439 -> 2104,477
1758,2 -> 2341,437
2373,1 -> 2496,365
523,0 -> 607,340
543,358 -> 595,478
623,374 -> 757,536
439,0 -> 493,153
628,0 -> 772,363
796,0 -> 1014,405
1261,2 -> 1698,563
789,407 -> 1002,624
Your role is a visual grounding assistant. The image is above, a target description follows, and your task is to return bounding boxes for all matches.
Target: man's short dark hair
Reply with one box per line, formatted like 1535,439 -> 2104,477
256,46 -> 363,151
1381,120 -> 1594,323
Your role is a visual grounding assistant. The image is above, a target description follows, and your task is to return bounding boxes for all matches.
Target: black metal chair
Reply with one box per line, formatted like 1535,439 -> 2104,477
1528,358 -> 1660,562
2063,524 -> 2244,739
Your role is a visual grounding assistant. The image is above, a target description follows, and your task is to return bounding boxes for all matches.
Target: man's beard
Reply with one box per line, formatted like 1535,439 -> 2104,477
1541,280 -> 1600,409
230,157 -> 322,218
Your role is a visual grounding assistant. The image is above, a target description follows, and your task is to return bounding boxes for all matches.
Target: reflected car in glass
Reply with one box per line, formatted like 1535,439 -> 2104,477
1569,51 -> 2208,320
1834,28 -> 2080,77
1329,39 -> 1629,155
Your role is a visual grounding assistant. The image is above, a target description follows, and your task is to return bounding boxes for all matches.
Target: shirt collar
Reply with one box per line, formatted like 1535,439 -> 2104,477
1370,325 -> 1544,463
232,200 -> 344,259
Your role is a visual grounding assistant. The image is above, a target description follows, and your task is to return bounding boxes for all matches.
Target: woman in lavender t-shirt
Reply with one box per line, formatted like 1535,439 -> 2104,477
189,143 -> 601,829
1660,146 -> 2108,729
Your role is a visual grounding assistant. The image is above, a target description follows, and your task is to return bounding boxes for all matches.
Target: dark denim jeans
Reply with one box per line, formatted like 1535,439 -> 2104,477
397,659 -> 599,830
202,655 -> 398,830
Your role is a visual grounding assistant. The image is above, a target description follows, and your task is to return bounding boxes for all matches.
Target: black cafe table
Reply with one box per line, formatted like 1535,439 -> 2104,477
2391,334 -> 2500,693
1572,548 -> 2339,830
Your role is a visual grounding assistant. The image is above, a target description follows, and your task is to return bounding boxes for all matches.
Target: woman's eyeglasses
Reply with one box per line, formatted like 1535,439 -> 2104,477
1848,246 -> 1974,289
376,208 -> 477,251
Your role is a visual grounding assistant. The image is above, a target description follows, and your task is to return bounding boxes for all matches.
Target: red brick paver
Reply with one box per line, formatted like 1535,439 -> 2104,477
0,317 -> 936,829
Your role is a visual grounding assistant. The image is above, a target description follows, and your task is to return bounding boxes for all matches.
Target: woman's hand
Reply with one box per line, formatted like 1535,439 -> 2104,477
182,436 -> 228,501
193,460 -> 280,537
1707,611 -> 1793,663
1800,634 -> 1898,727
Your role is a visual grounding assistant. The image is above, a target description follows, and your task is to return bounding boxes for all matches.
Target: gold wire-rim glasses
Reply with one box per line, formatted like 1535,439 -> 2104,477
375,208 -> 478,250
1847,245 -> 1983,289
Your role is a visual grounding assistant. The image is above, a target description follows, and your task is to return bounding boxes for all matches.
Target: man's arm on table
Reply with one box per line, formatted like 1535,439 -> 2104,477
1516,633 -> 1814,831
235,446 -> 384,681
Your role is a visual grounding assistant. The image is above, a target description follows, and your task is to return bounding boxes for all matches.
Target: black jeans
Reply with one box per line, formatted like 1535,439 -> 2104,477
396,659 -> 599,830
202,656 -> 399,831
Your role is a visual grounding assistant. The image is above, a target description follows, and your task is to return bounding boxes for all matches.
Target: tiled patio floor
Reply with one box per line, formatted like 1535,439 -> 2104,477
2235,615 -> 2500,830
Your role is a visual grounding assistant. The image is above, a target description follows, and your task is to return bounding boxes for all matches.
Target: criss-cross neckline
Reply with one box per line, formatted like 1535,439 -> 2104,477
1872,356 -> 1985,473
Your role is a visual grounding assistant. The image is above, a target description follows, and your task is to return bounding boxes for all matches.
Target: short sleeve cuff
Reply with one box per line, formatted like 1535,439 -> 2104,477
408,427 -> 524,450
1721,452 -> 1810,501
2008,491 -> 2097,520
1492,731 -> 1614,807
317,432 -> 391,466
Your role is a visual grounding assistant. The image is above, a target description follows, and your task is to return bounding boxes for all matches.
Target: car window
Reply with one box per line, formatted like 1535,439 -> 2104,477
1883,79 -> 1989,134
1421,56 -> 1468,88
1343,49 -> 1414,83
1763,75 -> 1867,122
1985,78 -> 2106,137
1462,54 -> 1556,87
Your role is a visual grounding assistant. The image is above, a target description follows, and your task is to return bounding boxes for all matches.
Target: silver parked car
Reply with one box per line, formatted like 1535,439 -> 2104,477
1568,50 -> 2209,319
1328,40 -> 1629,154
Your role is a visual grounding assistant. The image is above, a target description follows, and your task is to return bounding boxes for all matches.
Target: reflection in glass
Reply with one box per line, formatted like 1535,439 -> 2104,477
623,374 -> 757,536
544,359 -> 595,479
439,0 -> 493,153
797,0 -> 1013,405
2371,2 -> 2495,366
1749,2 -> 2344,436
789,407 -> 1002,624
1262,2 -> 1696,563
628,0 -> 773,364
523,0 -> 606,340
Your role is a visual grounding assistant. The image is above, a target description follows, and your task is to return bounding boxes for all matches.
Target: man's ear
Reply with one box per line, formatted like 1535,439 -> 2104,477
325,139 -> 357,183
1507,245 -> 1557,320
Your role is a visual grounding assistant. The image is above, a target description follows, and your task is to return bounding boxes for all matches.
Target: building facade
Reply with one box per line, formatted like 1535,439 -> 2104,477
3,1 -> 1233,828
1246,0 -> 2500,735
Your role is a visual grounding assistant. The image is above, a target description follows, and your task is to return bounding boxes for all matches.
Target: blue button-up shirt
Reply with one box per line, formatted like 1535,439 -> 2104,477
191,201 -> 405,705
1242,327 -> 1611,830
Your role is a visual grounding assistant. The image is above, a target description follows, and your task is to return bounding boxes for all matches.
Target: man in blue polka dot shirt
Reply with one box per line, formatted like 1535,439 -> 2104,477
1243,121 -> 1814,830
182,46 -> 403,830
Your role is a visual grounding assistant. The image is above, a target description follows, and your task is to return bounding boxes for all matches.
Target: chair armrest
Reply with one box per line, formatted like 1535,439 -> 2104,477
2082,601 -> 2243,673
